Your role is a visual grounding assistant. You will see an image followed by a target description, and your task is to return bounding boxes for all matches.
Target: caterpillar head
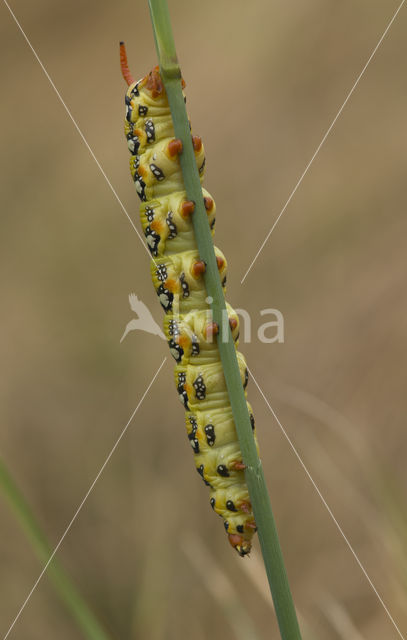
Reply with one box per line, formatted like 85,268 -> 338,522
228,533 -> 251,557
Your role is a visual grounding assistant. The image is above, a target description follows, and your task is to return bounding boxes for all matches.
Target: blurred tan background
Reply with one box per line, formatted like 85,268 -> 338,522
1,0 -> 406,638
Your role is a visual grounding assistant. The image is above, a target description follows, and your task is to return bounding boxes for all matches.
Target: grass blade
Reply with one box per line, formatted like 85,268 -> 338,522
0,458 -> 112,640
147,2 -> 302,638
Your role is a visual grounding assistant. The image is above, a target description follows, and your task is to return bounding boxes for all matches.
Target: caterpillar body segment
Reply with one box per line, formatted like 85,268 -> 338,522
139,189 -> 215,258
123,63 -> 259,556
162,303 -> 240,367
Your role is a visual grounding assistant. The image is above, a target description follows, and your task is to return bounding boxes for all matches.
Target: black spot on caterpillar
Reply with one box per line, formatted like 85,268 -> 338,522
204,423 -> 216,446
122,56 -> 258,556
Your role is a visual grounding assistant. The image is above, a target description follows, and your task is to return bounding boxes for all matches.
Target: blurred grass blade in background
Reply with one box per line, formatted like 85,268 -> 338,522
0,458 -> 112,640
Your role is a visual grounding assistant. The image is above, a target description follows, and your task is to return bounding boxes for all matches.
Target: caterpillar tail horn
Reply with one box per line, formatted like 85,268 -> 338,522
120,41 -> 135,86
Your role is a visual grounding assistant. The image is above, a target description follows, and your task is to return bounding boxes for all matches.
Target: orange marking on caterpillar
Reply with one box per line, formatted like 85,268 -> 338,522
246,521 -> 257,530
168,139 -> 183,157
119,42 -> 135,87
181,200 -> 195,217
165,278 -> 178,292
204,197 -> 214,211
229,317 -> 238,331
239,500 -> 252,514
205,322 -> 219,340
177,335 -> 191,349
192,260 -> 206,277
145,66 -> 164,98
150,220 -> 163,232
192,135 -> 202,152
231,461 -> 246,471
216,256 -> 225,270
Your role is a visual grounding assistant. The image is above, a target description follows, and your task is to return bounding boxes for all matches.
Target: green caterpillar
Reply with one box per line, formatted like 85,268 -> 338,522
121,45 -> 258,556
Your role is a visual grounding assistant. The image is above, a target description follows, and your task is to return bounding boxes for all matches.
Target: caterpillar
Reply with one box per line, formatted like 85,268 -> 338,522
120,43 -> 258,556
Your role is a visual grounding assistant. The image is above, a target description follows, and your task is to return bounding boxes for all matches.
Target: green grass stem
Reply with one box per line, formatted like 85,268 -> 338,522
147,2 -> 302,638
0,458 -> 112,640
